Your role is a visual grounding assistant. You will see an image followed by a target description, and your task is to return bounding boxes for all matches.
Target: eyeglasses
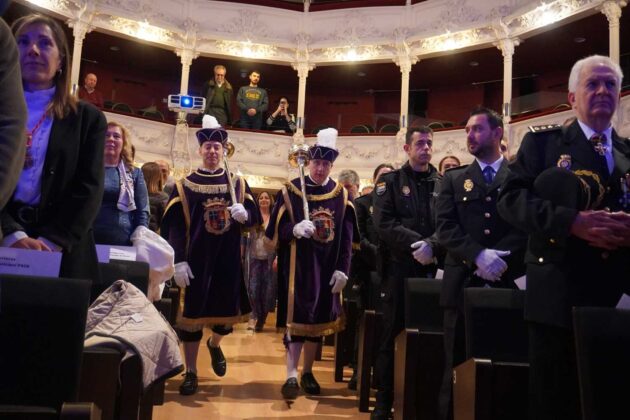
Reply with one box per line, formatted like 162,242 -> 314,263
279,101 -> 288,104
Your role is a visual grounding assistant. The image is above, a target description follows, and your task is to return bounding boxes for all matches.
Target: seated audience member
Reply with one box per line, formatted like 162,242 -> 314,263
266,97 -> 296,134
1,14 -> 106,280
93,121 -> 149,245
338,169 -> 361,200
141,162 -> 169,233
78,72 -> 104,108
237,70 -> 268,130
438,155 -> 461,175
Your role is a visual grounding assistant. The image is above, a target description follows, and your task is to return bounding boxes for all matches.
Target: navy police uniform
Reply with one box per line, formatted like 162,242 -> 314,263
498,120 -> 630,420
435,159 -> 527,419
371,162 -> 441,412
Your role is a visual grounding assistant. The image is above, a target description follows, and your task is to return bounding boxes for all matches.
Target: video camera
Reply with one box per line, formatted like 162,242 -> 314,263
167,94 -> 205,114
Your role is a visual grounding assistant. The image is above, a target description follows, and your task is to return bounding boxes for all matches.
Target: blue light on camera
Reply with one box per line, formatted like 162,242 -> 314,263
181,96 -> 193,108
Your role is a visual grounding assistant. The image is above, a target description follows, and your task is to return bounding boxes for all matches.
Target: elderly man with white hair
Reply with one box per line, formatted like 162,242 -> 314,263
498,55 -> 630,420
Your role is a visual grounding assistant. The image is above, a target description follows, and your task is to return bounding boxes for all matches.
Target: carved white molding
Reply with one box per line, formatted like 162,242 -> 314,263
599,0 -> 626,23
103,95 -> 630,183
17,0 -> 610,66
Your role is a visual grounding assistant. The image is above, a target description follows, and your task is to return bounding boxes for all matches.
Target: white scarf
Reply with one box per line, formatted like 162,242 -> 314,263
116,160 -> 136,212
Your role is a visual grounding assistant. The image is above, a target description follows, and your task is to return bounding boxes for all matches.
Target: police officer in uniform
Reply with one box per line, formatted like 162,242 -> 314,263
435,107 -> 527,419
371,127 -> 441,419
498,55 -> 630,420
347,163 -> 394,389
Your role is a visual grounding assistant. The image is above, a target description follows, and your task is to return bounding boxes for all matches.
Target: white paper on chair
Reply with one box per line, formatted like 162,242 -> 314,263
616,294 -> 630,309
95,244 -> 137,263
514,275 -> 527,290
0,247 -> 62,277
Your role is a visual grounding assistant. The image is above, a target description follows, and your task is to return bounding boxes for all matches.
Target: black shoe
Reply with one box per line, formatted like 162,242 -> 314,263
207,339 -> 227,377
255,319 -> 265,332
281,377 -> 300,400
348,370 -> 358,390
300,372 -> 321,395
370,407 -> 392,420
179,371 -> 198,395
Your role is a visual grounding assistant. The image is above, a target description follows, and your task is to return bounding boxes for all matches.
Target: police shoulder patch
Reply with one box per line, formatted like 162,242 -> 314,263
375,182 -> 387,196
528,124 -> 562,133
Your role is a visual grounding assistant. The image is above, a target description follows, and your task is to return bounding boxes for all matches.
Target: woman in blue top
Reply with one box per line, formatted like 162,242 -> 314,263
93,121 -> 149,245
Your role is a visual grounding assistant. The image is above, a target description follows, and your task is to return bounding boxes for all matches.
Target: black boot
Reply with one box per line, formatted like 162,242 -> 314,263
281,377 -> 300,399
207,338 -> 227,377
179,371 -> 198,395
300,372 -> 321,395
348,369 -> 358,390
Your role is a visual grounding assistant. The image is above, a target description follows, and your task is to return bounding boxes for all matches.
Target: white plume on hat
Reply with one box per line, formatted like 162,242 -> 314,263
316,127 -> 338,150
202,114 -> 221,129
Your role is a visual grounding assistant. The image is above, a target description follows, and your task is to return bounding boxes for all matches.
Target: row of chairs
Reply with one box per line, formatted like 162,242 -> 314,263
334,276 -> 630,420
104,101 -> 165,121
0,260 -> 181,420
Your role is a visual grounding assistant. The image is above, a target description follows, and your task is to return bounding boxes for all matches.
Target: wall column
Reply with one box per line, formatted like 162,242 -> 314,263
67,19 -> 92,93
495,37 -> 519,125
600,1 -> 626,64
292,61 -> 314,144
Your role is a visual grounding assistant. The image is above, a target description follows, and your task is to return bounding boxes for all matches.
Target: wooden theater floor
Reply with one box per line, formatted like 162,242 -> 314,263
154,315 -> 370,420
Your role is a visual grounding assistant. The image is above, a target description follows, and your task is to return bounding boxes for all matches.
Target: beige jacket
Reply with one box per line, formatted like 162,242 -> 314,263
85,280 -> 183,390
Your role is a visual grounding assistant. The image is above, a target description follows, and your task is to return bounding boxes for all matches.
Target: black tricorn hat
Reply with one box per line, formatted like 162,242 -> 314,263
533,167 -> 605,211
196,115 -> 229,146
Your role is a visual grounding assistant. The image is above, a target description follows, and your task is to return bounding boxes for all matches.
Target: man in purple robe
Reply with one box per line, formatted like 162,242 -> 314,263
162,115 -> 260,396
265,128 -> 359,399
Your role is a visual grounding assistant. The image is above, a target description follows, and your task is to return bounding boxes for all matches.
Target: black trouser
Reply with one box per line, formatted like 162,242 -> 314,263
528,321 -> 580,420
438,307 -> 466,420
178,324 -> 233,342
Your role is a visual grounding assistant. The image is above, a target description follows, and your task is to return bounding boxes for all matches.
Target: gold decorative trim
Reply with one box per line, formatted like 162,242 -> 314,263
282,186 -> 295,224
352,243 -> 361,251
176,286 -> 250,328
286,180 -> 344,202
184,178 -> 228,194
163,196 -> 182,216
288,315 -> 346,337
266,206 -> 286,249
287,239 -> 297,331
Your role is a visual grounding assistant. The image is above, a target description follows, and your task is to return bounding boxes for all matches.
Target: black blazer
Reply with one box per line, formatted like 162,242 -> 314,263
498,120 -> 630,328
2,101 -> 106,281
436,159 -> 527,307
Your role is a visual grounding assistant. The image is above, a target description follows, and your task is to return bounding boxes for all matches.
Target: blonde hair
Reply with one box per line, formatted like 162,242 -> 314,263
107,121 -> 134,169
12,14 -> 78,119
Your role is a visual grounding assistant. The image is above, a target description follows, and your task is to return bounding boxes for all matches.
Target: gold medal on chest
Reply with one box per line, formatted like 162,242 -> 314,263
464,179 -> 474,192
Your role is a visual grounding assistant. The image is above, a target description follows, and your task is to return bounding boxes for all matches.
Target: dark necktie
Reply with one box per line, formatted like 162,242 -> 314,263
590,133 -> 610,177
483,166 -> 495,185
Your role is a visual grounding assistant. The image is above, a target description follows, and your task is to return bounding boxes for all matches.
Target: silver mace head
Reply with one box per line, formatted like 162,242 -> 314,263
288,143 -> 310,168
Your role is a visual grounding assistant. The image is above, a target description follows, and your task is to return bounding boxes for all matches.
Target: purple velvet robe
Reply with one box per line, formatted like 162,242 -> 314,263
265,176 -> 359,337
162,168 -> 260,328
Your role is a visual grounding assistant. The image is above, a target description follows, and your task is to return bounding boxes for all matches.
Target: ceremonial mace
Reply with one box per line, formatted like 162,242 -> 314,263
223,140 -> 238,205
288,144 -> 311,221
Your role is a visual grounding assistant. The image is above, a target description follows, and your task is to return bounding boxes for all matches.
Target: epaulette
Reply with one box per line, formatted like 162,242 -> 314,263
444,164 -> 469,173
528,124 -> 561,133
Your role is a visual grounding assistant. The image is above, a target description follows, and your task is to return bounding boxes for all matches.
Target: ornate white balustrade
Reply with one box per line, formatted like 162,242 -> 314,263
104,94 -> 630,189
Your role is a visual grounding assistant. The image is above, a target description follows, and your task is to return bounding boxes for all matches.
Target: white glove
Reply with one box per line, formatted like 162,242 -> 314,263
228,203 -> 248,224
293,220 -> 316,239
174,262 -> 194,288
474,249 -> 510,282
411,240 -> 434,265
329,270 -> 348,294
